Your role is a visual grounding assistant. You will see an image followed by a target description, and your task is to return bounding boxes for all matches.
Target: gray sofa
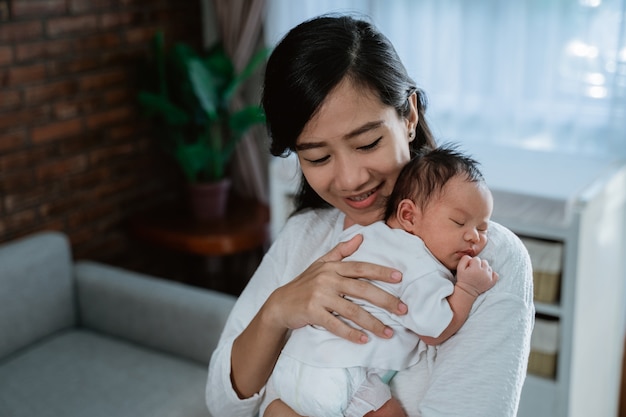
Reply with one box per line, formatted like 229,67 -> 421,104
0,231 -> 237,417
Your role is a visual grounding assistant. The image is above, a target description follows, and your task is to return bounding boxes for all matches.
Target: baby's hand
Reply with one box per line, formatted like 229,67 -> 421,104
455,255 -> 499,297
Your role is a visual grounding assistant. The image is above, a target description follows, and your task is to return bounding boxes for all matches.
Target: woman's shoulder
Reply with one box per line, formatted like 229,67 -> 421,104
482,221 -> 534,306
267,208 -> 343,262
280,207 -> 342,236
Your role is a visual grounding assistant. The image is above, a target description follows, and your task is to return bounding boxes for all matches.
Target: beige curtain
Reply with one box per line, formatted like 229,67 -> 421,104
213,0 -> 268,203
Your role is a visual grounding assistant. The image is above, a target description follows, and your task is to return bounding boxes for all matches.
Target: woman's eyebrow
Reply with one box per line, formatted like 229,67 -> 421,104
295,120 -> 385,151
344,120 -> 384,139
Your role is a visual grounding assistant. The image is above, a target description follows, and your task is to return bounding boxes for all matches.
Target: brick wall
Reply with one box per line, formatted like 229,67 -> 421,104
0,0 -> 202,269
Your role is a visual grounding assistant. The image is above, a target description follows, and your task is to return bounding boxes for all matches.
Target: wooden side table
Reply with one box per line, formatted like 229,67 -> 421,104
128,197 -> 270,294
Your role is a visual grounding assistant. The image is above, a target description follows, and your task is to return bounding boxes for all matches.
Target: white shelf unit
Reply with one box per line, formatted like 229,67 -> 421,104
466,143 -> 626,417
269,146 -> 626,417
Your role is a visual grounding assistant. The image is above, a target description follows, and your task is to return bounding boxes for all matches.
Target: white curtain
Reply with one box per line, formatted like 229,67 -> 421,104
264,0 -> 626,158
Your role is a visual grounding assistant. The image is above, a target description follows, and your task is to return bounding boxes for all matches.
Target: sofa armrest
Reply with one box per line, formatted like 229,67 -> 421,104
74,260 -> 236,365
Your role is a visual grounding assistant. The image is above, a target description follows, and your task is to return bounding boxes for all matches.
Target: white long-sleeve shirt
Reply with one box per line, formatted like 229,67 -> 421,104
206,208 -> 534,417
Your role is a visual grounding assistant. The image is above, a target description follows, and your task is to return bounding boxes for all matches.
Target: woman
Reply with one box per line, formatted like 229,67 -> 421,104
206,14 -> 534,417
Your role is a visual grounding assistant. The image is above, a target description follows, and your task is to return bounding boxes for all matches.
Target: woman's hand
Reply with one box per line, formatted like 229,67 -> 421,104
265,234 -> 408,344
231,234 -> 407,399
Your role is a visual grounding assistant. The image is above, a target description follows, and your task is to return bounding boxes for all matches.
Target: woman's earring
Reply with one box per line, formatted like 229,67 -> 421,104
409,131 -> 414,139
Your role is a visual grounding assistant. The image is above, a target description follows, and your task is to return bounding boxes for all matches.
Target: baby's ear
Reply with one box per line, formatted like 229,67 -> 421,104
396,199 -> 419,230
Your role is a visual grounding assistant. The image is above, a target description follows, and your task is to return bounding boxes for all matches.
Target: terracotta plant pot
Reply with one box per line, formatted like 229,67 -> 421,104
186,179 -> 231,220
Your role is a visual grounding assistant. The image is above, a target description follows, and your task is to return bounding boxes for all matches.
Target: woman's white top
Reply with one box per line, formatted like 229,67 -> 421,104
206,208 -> 534,417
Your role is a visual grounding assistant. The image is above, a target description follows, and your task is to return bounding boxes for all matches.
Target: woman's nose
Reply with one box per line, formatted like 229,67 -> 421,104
334,156 -> 367,190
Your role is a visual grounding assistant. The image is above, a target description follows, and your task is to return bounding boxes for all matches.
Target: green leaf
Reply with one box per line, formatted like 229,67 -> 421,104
204,43 -> 235,88
228,106 -> 266,138
138,91 -> 190,125
224,47 -> 271,102
188,58 -> 220,120
174,141 -> 213,183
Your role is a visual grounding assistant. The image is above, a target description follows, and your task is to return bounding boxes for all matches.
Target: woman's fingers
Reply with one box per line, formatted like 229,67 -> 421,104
269,235 -> 408,343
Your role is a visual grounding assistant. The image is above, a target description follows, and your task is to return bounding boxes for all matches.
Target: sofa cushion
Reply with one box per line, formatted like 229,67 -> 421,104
0,231 -> 75,359
0,329 -> 210,417
75,261 -> 236,365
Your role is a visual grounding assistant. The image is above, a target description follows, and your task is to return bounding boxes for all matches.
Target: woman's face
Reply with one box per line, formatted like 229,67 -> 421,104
296,79 -> 418,227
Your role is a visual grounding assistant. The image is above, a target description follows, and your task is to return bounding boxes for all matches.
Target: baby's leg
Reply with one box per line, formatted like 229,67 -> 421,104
364,397 -> 406,417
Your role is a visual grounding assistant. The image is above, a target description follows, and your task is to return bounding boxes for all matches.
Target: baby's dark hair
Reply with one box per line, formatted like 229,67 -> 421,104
384,145 -> 485,220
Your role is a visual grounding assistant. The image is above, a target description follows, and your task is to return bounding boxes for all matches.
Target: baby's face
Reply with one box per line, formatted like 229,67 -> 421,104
416,177 -> 493,270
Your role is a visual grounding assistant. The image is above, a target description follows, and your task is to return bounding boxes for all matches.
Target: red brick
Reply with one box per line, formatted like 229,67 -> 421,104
79,69 -> 127,91
16,39 -> 73,62
0,64 -> 47,87
104,88 -> 133,106
89,143 -> 135,165
0,209 -> 38,236
4,186 -> 50,212
39,192 -> 84,217
46,15 -> 99,37
53,96 -> 101,119
0,107 -> 49,131
0,21 -> 43,43
86,106 -> 134,129
67,200 -> 116,228
48,57 -> 101,77
36,154 -> 89,179
24,80 -> 78,105
31,118 -> 83,143
0,146 -> 50,171
99,11 -> 138,29
124,27 -> 159,45
59,133 -> 102,155
91,176 -> 136,199
0,46 -> 13,66
11,0 -> 67,18
70,0 -> 114,13
2,170 -> 35,193
108,124 -> 142,141
65,166 -> 111,189
0,89 -> 22,110
74,32 -> 121,52
0,129 -> 27,153
100,49 -> 141,67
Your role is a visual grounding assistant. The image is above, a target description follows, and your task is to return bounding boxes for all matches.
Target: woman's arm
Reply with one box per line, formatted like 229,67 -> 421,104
231,234 -> 408,398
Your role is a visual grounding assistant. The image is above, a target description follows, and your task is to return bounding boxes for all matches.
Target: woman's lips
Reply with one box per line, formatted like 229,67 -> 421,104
344,185 -> 381,209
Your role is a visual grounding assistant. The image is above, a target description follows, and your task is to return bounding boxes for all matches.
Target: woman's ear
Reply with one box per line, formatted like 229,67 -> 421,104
395,199 -> 420,232
406,93 -> 419,141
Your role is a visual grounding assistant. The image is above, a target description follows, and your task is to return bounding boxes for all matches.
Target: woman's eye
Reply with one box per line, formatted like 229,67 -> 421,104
305,155 -> 330,165
358,137 -> 382,151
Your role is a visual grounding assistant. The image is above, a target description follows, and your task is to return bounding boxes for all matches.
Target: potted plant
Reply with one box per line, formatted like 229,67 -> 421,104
138,31 -> 269,219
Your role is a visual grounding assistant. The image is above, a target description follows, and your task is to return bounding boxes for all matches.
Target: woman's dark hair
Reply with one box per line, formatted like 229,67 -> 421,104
262,14 -> 436,213
383,145 -> 485,221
